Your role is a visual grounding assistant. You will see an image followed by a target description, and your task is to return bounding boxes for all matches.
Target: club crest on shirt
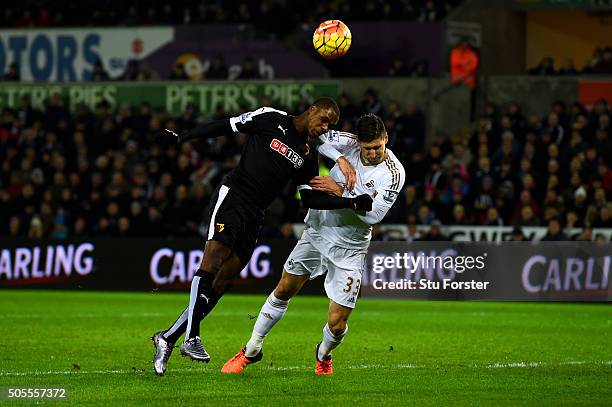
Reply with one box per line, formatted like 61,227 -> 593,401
327,132 -> 339,142
215,223 -> 225,233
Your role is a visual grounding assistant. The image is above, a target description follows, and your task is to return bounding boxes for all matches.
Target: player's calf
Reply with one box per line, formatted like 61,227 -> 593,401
314,322 -> 348,374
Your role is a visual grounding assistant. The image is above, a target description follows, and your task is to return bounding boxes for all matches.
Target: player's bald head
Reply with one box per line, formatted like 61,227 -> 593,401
311,97 -> 340,117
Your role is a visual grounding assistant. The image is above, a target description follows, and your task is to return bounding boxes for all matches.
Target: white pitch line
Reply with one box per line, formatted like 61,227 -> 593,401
0,361 -> 609,377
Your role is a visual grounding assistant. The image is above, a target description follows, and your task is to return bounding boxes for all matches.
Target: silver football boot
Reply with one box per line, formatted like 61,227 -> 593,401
180,336 -> 211,363
152,331 -> 174,376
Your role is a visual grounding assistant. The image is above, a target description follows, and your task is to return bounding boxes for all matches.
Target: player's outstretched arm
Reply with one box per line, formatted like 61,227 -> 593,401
300,189 -> 372,211
155,120 -> 232,146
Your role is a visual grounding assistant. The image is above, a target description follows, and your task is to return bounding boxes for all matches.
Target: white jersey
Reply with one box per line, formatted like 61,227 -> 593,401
306,130 -> 406,250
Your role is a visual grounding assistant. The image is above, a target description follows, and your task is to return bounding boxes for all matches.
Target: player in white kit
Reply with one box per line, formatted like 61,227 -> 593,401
222,113 -> 405,375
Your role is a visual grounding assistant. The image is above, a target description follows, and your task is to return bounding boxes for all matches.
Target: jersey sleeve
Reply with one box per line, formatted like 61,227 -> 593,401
228,107 -> 287,134
318,130 -> 359,161
357,160 -> 406,225
295,154 -> 320,192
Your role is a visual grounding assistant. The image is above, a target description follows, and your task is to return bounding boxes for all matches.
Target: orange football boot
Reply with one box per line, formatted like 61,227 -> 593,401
315,343 -> 333,375
221,348 -> 262,374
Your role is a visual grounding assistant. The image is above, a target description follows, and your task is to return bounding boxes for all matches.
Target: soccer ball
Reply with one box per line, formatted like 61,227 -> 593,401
313,20 -> 352,60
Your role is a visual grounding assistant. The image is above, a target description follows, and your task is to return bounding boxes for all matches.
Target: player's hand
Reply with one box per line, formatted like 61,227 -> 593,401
351,194 -> 373,211
155,129 -> 181,146
310,176 -> 344,197
337,156 -> 356,191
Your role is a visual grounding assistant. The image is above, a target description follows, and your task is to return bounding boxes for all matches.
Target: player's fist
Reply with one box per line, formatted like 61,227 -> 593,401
155,129 -> 181,146
351,194 -> 373,211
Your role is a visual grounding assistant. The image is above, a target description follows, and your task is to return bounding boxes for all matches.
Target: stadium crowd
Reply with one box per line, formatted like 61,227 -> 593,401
528,46 -> 612,75
0,89 -> 611,241
2,1 -> 462,29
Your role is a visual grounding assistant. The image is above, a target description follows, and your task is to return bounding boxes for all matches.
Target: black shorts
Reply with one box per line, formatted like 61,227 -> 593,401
207,184 -> 264,266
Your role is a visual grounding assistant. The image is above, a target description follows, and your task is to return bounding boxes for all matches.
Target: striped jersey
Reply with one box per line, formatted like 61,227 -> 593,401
305,130 -> 406,249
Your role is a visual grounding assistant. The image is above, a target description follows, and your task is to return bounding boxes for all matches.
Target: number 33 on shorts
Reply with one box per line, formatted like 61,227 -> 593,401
342,277 -> 361,295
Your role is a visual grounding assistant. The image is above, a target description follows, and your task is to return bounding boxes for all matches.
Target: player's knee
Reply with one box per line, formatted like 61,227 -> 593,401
273,286 -> 293,301
328,320 -> 348,337
201,242 -> 231,273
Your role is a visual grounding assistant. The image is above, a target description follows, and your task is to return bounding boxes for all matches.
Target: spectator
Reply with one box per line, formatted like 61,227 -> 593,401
575,226 -> 593,241
541,217 -> 569,241
91,59 -> 110,81
591,47 -> 612,74
557,58 -> 577,75
450,37 -> 479,119
137,63 -> 160,81
420,220 -> 448,241
206,54 -> 229,79
442,142 -> 472,175
388,58 -> 411,76
418,0 -> 442,22
528,57 -> 555,76
169,63 -> 188,80
594,233 -> 607,243
27,216 -> 44,238
591,206 -> 612,228
410,60 -> 429,77
2,62 -> 20,81
237,57 -> 260,80
451,204 -> 470,225
119,60 -> 140,81
361,88 -> 384,116
509,226 -> 526,241
404,217 -> 421,241
485,207 -> 503,226
517,205 -> 540,227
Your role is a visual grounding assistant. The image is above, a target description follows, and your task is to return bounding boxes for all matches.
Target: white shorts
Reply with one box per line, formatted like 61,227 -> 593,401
283,228 -> 366,308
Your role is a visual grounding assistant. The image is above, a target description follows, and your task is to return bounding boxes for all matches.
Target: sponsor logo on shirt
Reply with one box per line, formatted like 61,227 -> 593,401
270,139 -> 304,168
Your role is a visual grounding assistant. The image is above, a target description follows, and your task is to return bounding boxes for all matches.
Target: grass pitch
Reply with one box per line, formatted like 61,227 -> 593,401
0,290 -> 610,406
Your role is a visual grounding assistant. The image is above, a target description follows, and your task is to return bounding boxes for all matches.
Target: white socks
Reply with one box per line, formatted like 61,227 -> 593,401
317,323 -> 348,360
245,293 -> 289,357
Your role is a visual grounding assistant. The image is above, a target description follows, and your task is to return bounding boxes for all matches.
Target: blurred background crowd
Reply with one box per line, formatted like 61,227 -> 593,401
1,0 -> 462,28
1,89 -> 610,241
1,0 -> 611,242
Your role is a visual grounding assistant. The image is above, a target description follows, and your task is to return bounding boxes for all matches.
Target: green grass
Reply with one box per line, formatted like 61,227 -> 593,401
0,290 -> 610,406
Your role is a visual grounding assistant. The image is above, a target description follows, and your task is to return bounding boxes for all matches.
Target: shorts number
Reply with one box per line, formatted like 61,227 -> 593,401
353,278 -> 361,295
343,277 -> 361,295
